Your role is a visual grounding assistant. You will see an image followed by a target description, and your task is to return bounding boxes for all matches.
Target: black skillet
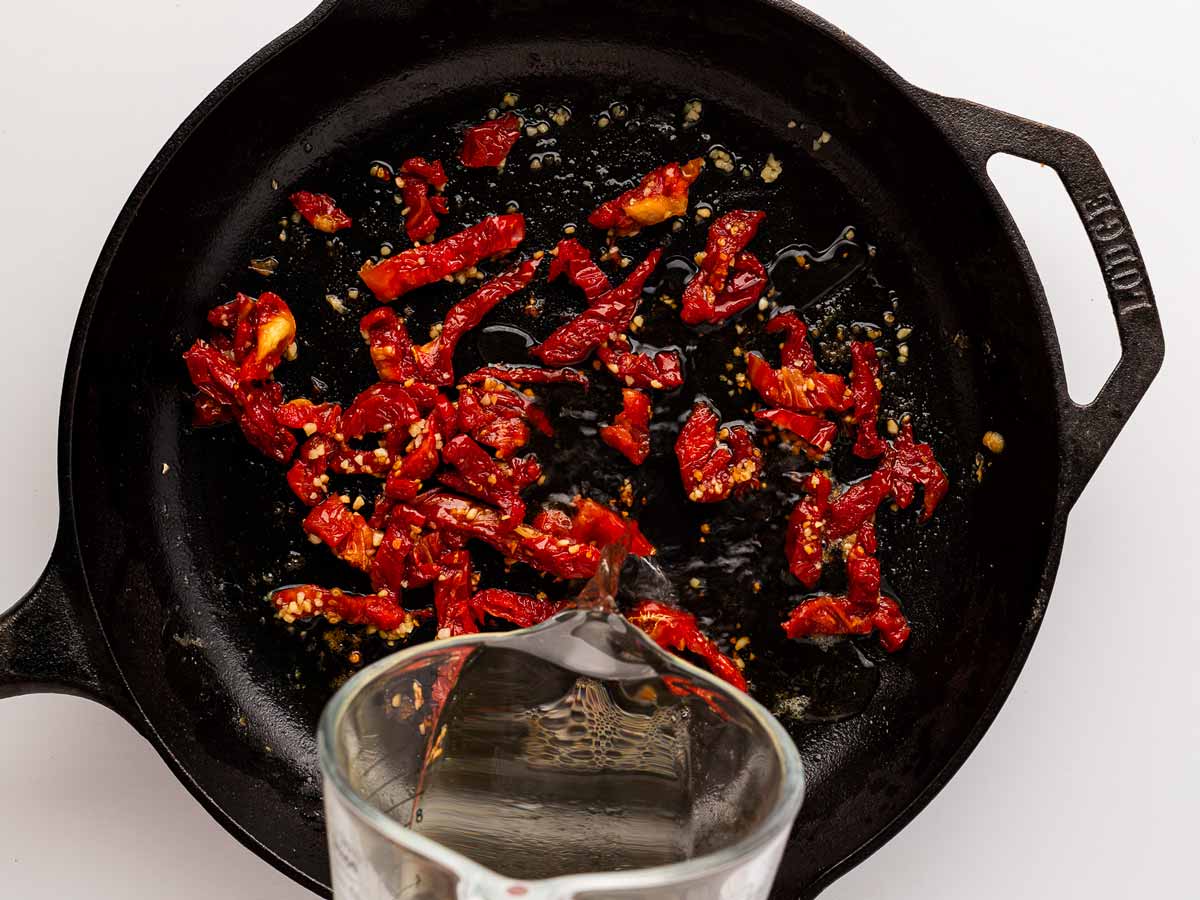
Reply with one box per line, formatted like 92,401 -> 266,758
0,1 -> 1164,896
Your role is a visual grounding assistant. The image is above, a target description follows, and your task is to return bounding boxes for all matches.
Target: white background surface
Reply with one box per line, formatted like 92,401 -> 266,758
1,1 -> 1196,898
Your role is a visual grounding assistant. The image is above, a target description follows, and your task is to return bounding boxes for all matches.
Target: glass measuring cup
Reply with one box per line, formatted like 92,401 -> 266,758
318,553 -> 804,899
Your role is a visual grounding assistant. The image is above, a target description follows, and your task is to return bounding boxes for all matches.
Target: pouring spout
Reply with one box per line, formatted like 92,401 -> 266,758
572,540 -> 628,613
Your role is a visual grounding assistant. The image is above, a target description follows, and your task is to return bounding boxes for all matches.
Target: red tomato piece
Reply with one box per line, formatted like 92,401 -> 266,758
341,384 -> 421,439
681,210 -> 767,325
370,522 -> 413,594
754,409 -> 837,455
274,399 -> 342,435
828,470 -> 891,541
413,258 -> 540,385
469,589 -> 559,628
290,191 -> 352,233
359,214 -> 525,302
849,341 -> 886,459
883,423 -> 949,522
532,508 -> 572,537
434,551 -> 479,638
569,497 -> 655,557
596,336 -> 684,390
359,307 -> 418,383
463,365 -> 589,388
183,339 -> 239,419
588,159 -> 705,235
627,600 -> 747,691
303,496 -> 378,571
237,292 -> 296,382
530,249 -> 663,366
548,238 -> 611,301
745,352 -> 851,414
784,470 -> 830,588
237,383 -> 297,464
600,388 -> 652,465
399,157 -> 450,242
399,157 -> 448,190
675,400 -> 762,503
460,112 -> 522,168
286,435 -> 333,506
497,524 -> 602,580
206,293 -> 256,363
270,585 -> 417,636
765,312 -> 817,372
782,553 -> 910,652
438,434 -> 526,529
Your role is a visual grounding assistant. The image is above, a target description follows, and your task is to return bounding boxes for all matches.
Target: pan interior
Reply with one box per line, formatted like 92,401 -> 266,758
67,2 -> 1060,893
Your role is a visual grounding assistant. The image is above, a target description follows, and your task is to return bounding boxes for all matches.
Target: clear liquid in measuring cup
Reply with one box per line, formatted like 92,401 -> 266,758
338,607 -> 787,881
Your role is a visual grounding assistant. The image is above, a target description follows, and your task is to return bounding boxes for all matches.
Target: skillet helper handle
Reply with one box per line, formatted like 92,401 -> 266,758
920,92 -> 1165,506
0,526 -> 129,710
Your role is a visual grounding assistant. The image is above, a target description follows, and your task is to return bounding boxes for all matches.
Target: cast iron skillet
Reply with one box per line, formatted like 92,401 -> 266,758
0,1 -> 1164,896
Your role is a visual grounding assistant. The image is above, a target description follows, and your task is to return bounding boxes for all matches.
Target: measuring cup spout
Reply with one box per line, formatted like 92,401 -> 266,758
572,540 -> 628,612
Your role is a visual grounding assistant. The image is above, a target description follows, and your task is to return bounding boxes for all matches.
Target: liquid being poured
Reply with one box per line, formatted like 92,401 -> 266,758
338,549 -> 789,879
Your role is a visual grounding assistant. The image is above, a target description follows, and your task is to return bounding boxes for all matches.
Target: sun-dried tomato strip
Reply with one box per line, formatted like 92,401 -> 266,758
708,252 -> 768,322
498,524 -> 601,580
766,312 -> 817,372
530,249 -> 663,365
681,210 -> 767,325
207,293 -> 256,364
745,352 -> 851,414
828,470 -> 891,541
569,497 -> 655,557
596,336 -> 684,390
290,191 -> 352,233
438,434 -> 526,529
434,551 -> 479,638
589,159 -> 704,236
782,553 -> 910,652
360,307 -> 418,383
532,508 -> 572,537
548,238 -> 611,301
303,496 -> 379,571
849,341 -> 886,459
470,589 -> 559,628
413,258 -> 540,385
183,339 -> 239,416
460,112 -> 522,169
883,422 -> 949,522
463,365 -> 589,388
275,399 -> 342,436
394,398 -> 458,480
341,384 -> 421,439
237,383 -> 296,464
754,409 -> 837,455
627,600 -> 747,691
270,585 -> 418,636
399,157 -> 450,242
457,381 -> 552,458
359,213 -> 525,302
411,492 -> 601,580
676,401 -> 762,503
411,491 -> 512,543
287,435 -> 333,506
370,521 -> 413,594
785,470 -> 831,588
600,389 -> 652,465
238,293 -> 297,382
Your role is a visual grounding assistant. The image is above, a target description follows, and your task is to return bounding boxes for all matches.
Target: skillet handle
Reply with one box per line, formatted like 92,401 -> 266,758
0,524 -> 131,712
919,92 -> 1165,506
